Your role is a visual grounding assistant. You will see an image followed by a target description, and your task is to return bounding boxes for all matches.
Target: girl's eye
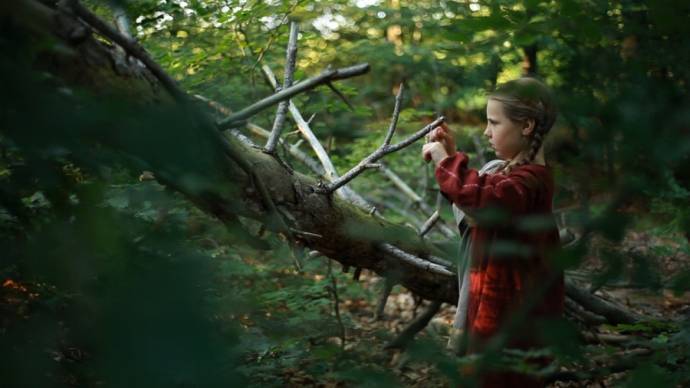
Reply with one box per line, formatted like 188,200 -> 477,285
488,119 -> 498,125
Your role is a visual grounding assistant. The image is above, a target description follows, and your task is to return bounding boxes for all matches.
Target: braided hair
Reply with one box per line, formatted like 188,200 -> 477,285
488,77 -> 557,173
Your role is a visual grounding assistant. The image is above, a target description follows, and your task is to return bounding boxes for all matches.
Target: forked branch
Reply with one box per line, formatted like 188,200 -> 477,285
265,21 -> 299,153
318,84 -> 445,193
219,63 -> 370,129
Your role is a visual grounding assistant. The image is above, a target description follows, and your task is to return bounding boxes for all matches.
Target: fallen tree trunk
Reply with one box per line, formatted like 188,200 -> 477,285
3,0 -> 458,303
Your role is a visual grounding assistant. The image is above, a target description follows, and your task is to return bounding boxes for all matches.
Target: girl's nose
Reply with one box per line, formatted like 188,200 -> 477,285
483,125 -> 491,138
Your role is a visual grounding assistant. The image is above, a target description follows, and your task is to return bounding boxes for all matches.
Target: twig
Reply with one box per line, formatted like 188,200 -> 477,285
220,63 -> 370,129
261,65 -> 339,180
379,243 -> 454,277
265,21 -> 299,153
383,83 -> 405,146
326,260 -> 346,349
419,210 -> 440,237
565,279 -> 641,324
261,65 -> 373,210
194,94 -> 232,116
319,85 -> 445,194
373,278 -> 395,321
384,300 -> 443,349
65,0 -> 186,102
426,254 -> 454,268
322,114 -> 445,194
381,163 -> 422,203
326,82 -> 355,111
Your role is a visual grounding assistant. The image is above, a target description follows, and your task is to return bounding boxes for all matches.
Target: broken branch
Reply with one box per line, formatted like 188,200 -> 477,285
220,63 -> 370,129
380,243 -> 454,277
265,21 -> 299,153
320,113 -> 446,194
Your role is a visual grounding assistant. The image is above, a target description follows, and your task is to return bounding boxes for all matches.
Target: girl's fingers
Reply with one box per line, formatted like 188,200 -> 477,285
430,126 -> 447,142
422,143 -> 433,162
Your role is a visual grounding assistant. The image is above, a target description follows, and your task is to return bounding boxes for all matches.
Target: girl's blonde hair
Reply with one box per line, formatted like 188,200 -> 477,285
489,77 -> 557,171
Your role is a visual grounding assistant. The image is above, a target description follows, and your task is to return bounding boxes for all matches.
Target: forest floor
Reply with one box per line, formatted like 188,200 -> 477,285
3,211 -> 689,387
242,226 -> 690,387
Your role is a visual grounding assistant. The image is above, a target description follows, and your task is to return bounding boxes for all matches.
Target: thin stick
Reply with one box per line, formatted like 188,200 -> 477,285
380,243 -> 454,277
265,21 -> 299,153
383,83 -> 404,146
261,65 -> 373,210
565,279 -> 641,324
220,63 -> 370,129
373,278 -> 395,321
327,260 -> 346,348
384,300 -> 443,349
418,210 -> 440,237
381,163 -> 422,203
262,65 -> 339,181
322,116 -> 445,194
326,82 -> 355,111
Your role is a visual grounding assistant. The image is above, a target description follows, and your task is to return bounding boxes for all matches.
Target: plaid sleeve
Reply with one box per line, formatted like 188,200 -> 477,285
435,152 -> 539,214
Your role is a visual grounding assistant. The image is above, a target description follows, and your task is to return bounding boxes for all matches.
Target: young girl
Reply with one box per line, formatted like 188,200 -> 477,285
422,77 -> 564,387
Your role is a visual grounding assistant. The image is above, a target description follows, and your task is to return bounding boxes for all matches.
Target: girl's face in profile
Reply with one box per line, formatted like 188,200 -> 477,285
484,99 -> 529,160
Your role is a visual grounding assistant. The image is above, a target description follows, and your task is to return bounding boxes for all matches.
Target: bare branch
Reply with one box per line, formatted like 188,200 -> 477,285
373,278 -> 395,321
326,82 -> 355,111
265,21 -> 299,153
194,94 -> 232,116
379,163 -> 456,238
383,83 -> 404,146
419,210 -> 440,237
112,4 -> 130,38
565,279 -> 641,324
427,255 -> 454,268
65,0 -> 186,102
220,63 -> 370,129
384,300 -> 443,349
320,116 -> 445,194
387,116 -> 445,153
260,65 -> 374,210
381,163 -> 422,203
380,243 -> 454,277
262,65 -> 339,181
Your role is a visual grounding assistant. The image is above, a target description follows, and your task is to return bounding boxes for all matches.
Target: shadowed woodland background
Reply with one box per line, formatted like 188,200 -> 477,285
2,0 -> 690,386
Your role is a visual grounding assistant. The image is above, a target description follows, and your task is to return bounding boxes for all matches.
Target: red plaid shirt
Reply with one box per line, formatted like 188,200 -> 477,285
436,152 -> 564,342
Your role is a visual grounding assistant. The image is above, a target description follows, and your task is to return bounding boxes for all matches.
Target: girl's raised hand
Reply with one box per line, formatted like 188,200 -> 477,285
422,142 -> 449,165
429,123 -> 456,156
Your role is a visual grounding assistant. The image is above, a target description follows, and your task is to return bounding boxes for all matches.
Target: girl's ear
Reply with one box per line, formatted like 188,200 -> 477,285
522,118 -> 536,136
